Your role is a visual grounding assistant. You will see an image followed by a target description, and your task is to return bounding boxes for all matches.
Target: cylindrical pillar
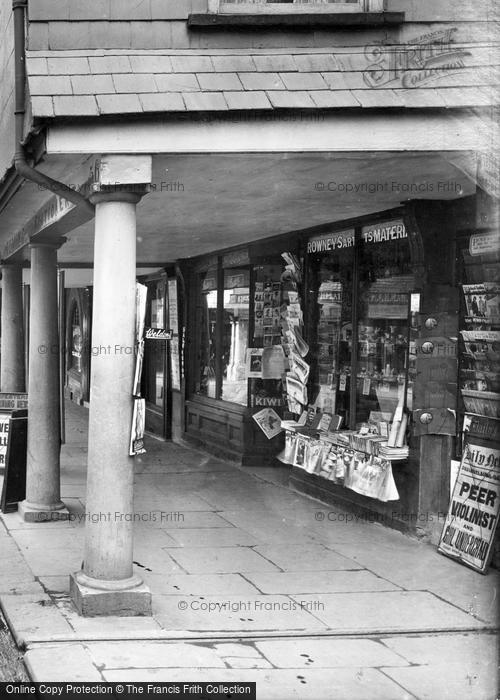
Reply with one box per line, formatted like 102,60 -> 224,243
19,242 -> 68,522
70,190 -> 151,617
1,263 -> 25,392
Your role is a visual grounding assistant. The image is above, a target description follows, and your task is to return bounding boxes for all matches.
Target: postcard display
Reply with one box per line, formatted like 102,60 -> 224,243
249,255 -> 305,439
438,231 -> 500,572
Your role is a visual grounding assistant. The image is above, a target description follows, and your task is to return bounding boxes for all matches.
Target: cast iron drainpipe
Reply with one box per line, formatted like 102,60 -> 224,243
12,0 -> 94,215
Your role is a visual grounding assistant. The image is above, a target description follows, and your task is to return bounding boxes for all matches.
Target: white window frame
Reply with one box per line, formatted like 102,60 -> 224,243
209,0 -> 385,14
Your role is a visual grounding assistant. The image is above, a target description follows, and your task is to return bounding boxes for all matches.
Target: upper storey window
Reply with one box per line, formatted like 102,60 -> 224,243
211,0 -> 385,13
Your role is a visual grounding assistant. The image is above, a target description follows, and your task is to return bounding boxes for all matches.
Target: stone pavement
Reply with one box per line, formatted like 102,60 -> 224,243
0,402 -> 498,698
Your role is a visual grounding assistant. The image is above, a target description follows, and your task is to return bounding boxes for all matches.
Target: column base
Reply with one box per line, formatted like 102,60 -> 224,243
69,571 -> 152,617
18,500 -> 70,523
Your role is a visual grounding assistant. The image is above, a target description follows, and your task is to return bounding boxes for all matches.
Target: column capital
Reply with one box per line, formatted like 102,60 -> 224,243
89,186 -> 149,206
29,237 -> 67,251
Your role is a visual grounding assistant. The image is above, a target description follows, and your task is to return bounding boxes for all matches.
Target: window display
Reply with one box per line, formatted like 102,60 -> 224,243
307,230 -> 354,425
458,231 -> 500,431
143,279 -> 167,409
307,220 -> 414,430
196,268 -> 218,399
221,268 -> 250,405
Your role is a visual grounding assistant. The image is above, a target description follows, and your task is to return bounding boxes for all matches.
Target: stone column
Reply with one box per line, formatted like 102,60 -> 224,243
0,263 -> 25,392
19,241 -> 69,522
70,186 -> 151,617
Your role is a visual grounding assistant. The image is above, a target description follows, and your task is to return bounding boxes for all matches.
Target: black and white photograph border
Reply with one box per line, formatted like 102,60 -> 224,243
0,0 -> 498,698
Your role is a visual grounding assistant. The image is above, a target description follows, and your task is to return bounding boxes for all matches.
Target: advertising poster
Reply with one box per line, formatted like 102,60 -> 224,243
129,398 -> 146,456
170,337 -> 181,391
252,408 -> 283,440
439,441 -> 500,573
0,414 -> 10,470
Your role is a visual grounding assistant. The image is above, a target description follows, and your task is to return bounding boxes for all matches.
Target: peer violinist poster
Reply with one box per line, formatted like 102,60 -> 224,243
439,441 -> 500,573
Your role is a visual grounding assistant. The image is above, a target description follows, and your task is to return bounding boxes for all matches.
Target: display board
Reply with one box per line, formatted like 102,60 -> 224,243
0,408 -> 28,513
439,439 -> 500,573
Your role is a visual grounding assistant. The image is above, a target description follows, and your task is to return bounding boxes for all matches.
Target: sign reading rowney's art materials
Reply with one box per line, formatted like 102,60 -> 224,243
361,220 -> 407,244
307,229 -> 355,255
439,441 -> 500,573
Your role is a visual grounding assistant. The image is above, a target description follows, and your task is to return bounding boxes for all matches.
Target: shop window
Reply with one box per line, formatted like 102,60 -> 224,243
356,221 -> 414,424
193,261 -> 251,407
308,230 -> 354,426
144,280 -> 167,408
211,0 -> 379,14
221,268 -> 250,405
196,268 -> 219,399
69,303 -> 82,373
307,219 -> 414,430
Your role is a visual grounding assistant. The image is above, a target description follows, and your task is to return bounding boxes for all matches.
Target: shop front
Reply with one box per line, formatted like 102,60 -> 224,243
181,197 -> 483,534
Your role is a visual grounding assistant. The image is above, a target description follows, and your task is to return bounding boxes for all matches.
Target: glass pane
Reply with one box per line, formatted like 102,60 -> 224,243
145,281 -> 166,408
308,231 -> 355,427
221,268 -> 250,405
355,221 -> 414,425
196,269 -> 218,399
70,304 -> 82,372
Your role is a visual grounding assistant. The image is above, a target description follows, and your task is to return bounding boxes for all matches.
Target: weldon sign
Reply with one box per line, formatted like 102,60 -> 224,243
439,440 -> 500,573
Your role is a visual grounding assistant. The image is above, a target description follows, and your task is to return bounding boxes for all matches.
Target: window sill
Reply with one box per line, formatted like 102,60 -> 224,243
188,12 -> 405,30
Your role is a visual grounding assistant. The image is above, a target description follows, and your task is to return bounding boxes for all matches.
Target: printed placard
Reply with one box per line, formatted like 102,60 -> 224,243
252,408 -> 283,440
0,415 -> 10,469
129,398 -> 146,456
439,441 -> 500,573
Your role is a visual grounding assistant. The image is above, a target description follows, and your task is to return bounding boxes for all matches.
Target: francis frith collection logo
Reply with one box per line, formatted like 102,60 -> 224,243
363,27 -> 471,89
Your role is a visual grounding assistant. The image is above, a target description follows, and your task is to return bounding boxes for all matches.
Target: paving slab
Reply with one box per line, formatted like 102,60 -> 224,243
213,642 -> 262,658
86,641 -> 225,669
244,570 -> 400,594
288,591 -> 489,633
1,593 -> 75,645
382,632 -> 499,667
383,661 -> 495,700
142,511 -> 235,529
224,656 -> 273,668
24,644 -> 103,682
165,546 -> 282,574
153,595 -> 328,633
166,527 -> 262,548
138,572 -> 261,596
254,544 -> 361,571
101,667 -> 410,699
255,638 -> 410,668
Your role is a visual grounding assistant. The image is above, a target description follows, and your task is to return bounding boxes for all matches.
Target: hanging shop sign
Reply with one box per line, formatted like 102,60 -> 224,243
0,408 -> 28,513
469,232 -> 500,257
0,393 -> 28,411
307,229 -> 355,254
222,249 -> 250,268
145,328 -> 172,340
439,441 -> 500,573
361,220 -> 407,244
